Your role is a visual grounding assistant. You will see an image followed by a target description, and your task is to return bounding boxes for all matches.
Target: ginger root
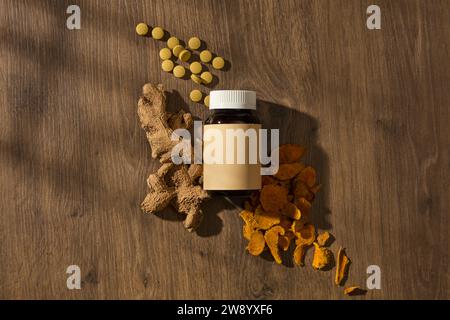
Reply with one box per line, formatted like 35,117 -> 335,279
138,84 -> 208,231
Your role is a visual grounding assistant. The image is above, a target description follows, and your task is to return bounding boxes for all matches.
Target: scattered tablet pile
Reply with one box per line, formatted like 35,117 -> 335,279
136,23 -> 228,107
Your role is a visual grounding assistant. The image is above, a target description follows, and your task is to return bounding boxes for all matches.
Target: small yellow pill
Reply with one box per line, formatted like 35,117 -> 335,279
161,60 -> 174,72
191,74 -> 202,84
159,48 -> 172,60
135,23 -> 149,36
188,37 -> 201,50
200,71 -> 213,84
190,89 -> 203,102
151,26 -> 164,40
172,45 -> 184,57
200,50 -> 213,63
167,36 -> 179,49
189,62 -> 202,74
212,56 -> 225,70
179,49 -> 191,62
204,95 -> 210,107
173,65 -> 186,78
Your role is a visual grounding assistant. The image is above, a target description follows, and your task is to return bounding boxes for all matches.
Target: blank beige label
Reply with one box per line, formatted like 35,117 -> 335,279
203,124 -> 261,190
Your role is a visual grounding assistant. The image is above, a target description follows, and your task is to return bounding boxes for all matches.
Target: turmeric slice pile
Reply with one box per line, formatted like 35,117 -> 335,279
240,144 -> 322,266
238,144 -> 368,297
239,143 -> 367,297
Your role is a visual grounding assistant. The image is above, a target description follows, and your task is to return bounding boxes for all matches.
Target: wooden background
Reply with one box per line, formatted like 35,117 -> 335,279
0,0 -> 449,300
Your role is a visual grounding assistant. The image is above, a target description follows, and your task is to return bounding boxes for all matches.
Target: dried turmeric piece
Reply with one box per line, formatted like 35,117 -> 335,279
344,286 -> 367,296
294,223 -> 316,246
279,144 -> 306,164
293,244 -> 307,266
240,210 -> 256,240
246,231 -> 266,256
312,243 -> 334,270
239,210 -> 254,225
264,225 -> 285,264
262,175 -> 279,186
254,206 -> 281,230
279,215 -> 293,231
274,163 -> 305,181
310,184 -> 321,194
243,223 -> 254,241
297,166 -> 317,188
282,202 -> 301,220
279,231 -> 294,251
260,184 -> 289,213
294,197 -> 312,218
292,180 -> 314,202
335,247 -> 351,286
317,231 -> 333,247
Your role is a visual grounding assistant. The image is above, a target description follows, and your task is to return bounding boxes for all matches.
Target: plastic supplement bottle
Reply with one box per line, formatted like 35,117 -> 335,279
203,90 -> 262,196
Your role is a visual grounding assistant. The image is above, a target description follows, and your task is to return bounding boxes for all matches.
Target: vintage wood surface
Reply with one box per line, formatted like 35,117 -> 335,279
0,0 -> 449,299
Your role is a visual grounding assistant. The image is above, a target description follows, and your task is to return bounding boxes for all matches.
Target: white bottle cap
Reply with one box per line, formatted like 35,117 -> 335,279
209,90 -> 256,110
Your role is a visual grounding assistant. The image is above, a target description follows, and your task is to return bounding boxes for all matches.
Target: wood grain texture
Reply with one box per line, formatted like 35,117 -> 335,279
0,0 -> 449,299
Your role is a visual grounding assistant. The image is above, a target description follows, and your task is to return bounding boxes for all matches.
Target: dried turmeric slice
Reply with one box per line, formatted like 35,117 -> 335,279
239,210 -> 254,224
312,242 -> 334,270
279,144 -> 306,164
253,206 -> 281,230
260,184 -> 289,213
262,175 -> 279,186
264,225 -> 285,264
317,231 -> 333,247
293,244 -> 307,266
297,166 -> 317,188
335,247 -> 351,286
240,210 -> 256,240
282,202 -> 301,220
279,215 -> 293,231
243,223 -> 254,241
274,163 -> 305,181
294,223 -> 316,246
344,286 -> 367,296
279,231 -> 294,251
292,180 -> 314,202
294,197 -> 312,217
310,184 -> 321,194
246,231 -> 266,256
